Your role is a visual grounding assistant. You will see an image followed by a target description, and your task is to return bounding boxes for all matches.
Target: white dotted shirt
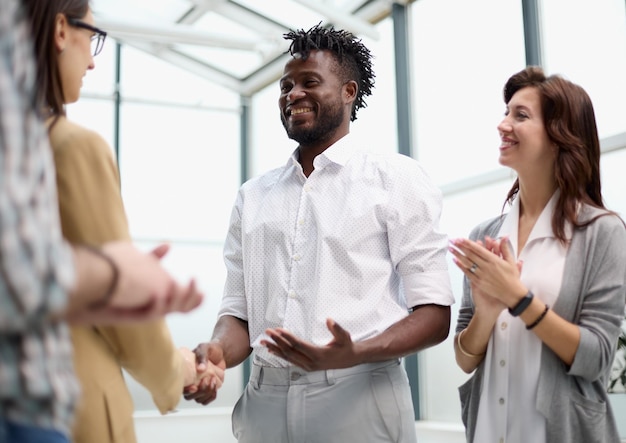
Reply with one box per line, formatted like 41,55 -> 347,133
474,191 -> 570,443
218,134 -> 454,366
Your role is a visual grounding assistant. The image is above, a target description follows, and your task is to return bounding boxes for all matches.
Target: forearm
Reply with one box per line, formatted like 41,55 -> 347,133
454,310 -> 498,373
64,244 -> 117,315
355,304 -> 450,363
211,315 -> 252,368
519,296 -> 579,366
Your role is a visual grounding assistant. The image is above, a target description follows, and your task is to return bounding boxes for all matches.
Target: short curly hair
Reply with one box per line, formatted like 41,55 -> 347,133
283,23 -> 375,122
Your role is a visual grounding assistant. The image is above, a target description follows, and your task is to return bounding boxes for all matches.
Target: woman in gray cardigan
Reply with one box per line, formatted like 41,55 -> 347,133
449,66 -> 626,443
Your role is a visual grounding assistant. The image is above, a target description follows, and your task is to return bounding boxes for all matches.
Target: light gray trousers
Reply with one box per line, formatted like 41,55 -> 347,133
231,358 -> 418,443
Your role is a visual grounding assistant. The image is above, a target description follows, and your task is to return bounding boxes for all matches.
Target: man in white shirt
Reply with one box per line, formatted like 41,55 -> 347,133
185,24 -> 454,442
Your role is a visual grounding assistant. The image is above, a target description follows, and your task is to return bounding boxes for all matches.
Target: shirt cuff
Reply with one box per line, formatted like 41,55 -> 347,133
402,271 -> 455,308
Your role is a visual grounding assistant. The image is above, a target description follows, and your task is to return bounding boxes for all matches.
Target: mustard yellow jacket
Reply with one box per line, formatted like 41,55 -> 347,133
49,116 -> 186,443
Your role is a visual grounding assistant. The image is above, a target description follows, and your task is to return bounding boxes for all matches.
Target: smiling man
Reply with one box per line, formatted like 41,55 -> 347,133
186,24 -> 454,443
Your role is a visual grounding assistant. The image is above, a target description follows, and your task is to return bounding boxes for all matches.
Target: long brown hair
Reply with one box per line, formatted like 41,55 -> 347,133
502,66 -> 618,241
22,0 -> 90,118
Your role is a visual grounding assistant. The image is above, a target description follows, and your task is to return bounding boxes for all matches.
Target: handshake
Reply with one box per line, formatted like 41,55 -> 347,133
179,343 -> 226,405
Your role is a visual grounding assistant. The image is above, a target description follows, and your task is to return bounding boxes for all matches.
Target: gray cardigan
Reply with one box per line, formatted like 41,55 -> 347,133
456,205 -> 626,443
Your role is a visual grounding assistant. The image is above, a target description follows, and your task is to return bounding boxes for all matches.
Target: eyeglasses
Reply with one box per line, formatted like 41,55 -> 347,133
67,18 -> 107,57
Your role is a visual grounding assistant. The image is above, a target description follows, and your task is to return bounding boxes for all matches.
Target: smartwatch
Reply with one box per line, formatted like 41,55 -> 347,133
508,291 -> 534,317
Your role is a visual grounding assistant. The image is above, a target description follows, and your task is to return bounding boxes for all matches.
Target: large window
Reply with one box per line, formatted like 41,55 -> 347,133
67,44 -> 244,412
410,0 -> 526,187
409,0 -> 527,423
542,0 -> 626,139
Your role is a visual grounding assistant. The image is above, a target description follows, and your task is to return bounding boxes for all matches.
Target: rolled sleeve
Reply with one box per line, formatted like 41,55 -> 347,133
218,191 -> 248,321
402,270 -> 454,308
387,156 -> 454,309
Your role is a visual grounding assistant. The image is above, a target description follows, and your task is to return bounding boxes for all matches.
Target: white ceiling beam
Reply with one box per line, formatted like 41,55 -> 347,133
183,0 -> 287,46
96,18 -> 258,50
125,41 -> 243,93
293,0 -> 380,40
178,0 -> 227,24
239,53 -> 291,96
601,131 -> 626,153
96,0 -> 395,96
210,1 -> 289,36
240,0 -> 391,94
177,5 -> 212,24
355,0 -> 395,23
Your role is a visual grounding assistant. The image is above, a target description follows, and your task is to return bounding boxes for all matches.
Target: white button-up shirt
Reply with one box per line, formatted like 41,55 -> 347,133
218,134 -> 454,366
474,191 -> 570,443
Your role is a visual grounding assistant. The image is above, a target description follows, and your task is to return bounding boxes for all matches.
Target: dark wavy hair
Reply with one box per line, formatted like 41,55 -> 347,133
22,0 -> 90,118
283,23 -> 375,122
502,66 -> 619,241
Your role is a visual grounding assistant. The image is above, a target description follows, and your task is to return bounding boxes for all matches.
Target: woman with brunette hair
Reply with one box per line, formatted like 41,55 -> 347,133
449,66 -> 626,443
21,1 -> 224,442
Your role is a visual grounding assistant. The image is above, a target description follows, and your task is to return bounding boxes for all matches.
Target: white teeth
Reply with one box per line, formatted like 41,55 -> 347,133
291,107 -> 312,115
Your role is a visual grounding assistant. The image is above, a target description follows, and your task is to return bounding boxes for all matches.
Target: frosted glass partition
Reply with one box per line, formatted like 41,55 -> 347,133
120,46 -> 240,109
601,148 -> 626,218
118,103 -> 240,242
542,0 -> 626,139
67,40 -> 244,415
410,0 -> 526,187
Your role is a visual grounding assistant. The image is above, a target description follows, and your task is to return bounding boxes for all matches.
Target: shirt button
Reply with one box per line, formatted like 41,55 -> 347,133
499,398 -> 505,405
500,360 -> 506,367
298,219 -> 304,226
288,290 -> 296,299
291,372 -> 301,381
500,322 -> 508,331
293,254 -> 301,261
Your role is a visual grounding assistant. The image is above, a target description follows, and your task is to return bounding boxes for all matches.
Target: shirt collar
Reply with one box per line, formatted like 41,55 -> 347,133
287,133 -> 357,171
500,189 -> 571,255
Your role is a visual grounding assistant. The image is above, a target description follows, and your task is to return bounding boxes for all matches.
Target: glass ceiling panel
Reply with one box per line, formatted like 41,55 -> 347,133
235,0 -> 329,30
92,0 -> 192,25
191,10 -> 259,39
89,0 -> 391,93
175,45 -> 264,79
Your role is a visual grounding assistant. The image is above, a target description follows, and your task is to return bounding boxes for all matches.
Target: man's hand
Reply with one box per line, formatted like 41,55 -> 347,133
180,346 -> 225,389
183,342 -> 227,405
261,318 -> 360,371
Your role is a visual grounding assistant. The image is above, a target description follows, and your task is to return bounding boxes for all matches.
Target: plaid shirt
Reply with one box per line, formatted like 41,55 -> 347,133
0,0 -> 78,435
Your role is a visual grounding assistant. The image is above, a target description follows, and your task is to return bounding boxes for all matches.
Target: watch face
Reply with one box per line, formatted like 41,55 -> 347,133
508,291 -> 533,317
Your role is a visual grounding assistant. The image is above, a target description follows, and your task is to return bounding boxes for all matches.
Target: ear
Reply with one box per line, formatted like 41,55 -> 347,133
54,13 -> 69,53
343,80 -> 358,105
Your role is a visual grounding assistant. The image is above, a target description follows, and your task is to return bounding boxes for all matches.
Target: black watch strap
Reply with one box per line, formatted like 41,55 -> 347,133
508,291 -> 534,317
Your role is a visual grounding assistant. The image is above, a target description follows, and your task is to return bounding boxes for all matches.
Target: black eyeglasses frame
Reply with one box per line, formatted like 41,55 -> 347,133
67,18 -> 107,56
